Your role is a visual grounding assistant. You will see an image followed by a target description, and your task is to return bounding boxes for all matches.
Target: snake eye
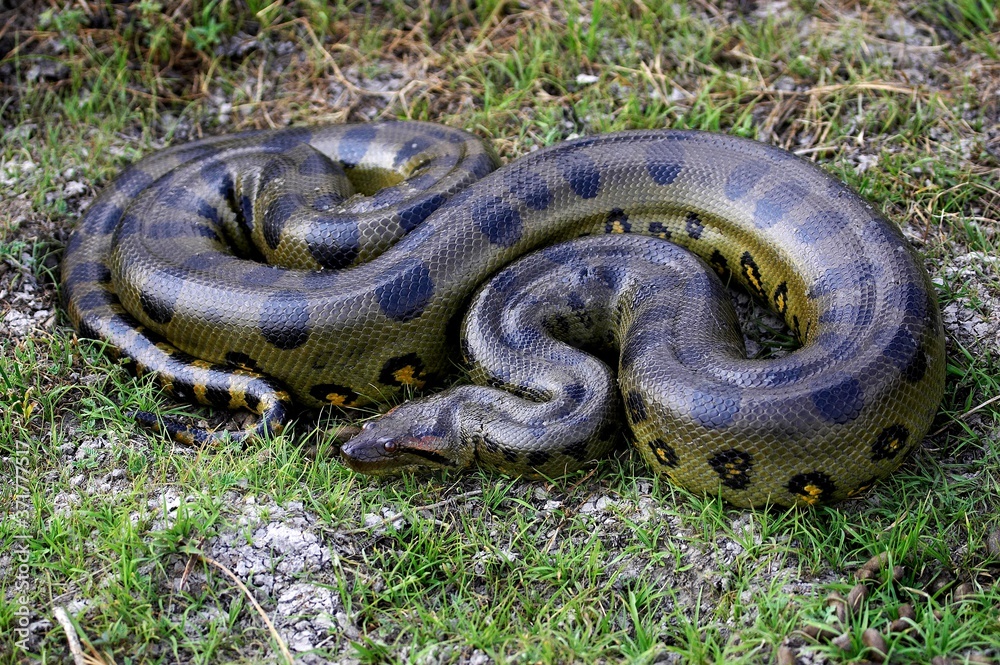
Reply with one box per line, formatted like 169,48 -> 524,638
383,440 -> 398,453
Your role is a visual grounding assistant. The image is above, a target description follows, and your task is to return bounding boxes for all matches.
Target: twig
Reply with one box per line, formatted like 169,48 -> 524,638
342,489 -> 483,534
198,554 -> 295,665
931,394 -> 1000,437
52,606 -> 87,665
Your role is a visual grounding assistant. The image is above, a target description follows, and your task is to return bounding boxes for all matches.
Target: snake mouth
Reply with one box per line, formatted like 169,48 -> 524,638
340,432 -> 457,474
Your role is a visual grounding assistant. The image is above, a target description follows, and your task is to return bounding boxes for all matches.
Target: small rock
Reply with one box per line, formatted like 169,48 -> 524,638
862,629 -> 888,662
776,645 -> 797,665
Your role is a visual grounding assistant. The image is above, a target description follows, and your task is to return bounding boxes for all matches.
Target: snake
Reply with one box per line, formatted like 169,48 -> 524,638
61,121 -> 946,508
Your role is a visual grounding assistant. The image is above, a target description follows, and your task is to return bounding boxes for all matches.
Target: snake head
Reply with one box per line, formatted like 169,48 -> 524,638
339,397 -> 473,474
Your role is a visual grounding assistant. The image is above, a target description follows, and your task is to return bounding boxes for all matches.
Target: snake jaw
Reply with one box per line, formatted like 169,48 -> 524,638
340,398 -> 474,474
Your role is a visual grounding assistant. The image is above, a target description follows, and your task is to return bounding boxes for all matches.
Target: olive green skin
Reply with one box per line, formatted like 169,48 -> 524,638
62,122 -> 946,507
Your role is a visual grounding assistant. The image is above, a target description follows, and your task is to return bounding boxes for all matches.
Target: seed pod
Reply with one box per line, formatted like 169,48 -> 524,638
862,629 -> 888,663
827,591 -> 847,624
891,565 -> 906,582
888,618 -> 909,633
933,609 -> 944,620
987,528 -> 1000,560
831,633 -> 852,650
897,604 -> 915,620
856,552 -> 889,581
776,645 -> 797,665
953,582 -> 976,602
847,583 -> 868,614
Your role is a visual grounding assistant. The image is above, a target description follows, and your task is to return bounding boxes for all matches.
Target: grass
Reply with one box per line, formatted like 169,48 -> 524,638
1,0 -> 999,663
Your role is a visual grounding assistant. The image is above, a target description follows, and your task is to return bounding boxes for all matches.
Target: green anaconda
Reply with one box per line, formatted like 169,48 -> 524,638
61,121 -> 945,508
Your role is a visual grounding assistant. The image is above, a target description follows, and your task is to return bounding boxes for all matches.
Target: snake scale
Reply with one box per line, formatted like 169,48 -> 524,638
61,121 -> 945,508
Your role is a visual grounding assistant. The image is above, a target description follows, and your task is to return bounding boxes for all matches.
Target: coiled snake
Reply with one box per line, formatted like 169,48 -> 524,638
61,121 -> 945,507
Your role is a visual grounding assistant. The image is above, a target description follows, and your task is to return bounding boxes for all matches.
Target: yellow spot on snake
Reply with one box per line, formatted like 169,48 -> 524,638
799,484 -> 824,505
609,220 -> 627,234
324,392 -> 348,407
393,365 -> 425,388
193,383 -> 207,403
745,266 -> 762,293
775,291 -> 785,312
191,359 -> 213,370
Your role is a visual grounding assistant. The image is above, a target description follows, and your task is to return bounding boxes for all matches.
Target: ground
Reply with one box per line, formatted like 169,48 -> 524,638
0,1 -> 999,664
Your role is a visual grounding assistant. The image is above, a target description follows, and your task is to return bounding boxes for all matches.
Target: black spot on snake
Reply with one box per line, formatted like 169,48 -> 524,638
527,449 -> 552,468
811,375 -> 864,424
139,285 -> 178,325
561,439 -> 590,464
648,438 -> 679,468
709,449 -> 753,490
113,212 -> 141,241
541,243 -> 578,265
74,290 -> 112,313
881,326 -> 919,372
114,166 -> 155,198
375,259 -> 434,322
467,152 -> 497,179
69,261 -> 112,285
895,281 -> 928,320
297,151 -> 338,177
510,177 -> 551,211
564,383 -> 587,405
724,162 -> 771,200
740,252 -> 766,299
605,208 -> 630,233
648,221 -> 671,239
309,383 -> 359,407
199,160 -> 234,199
794,210 -> 849,245
685,212 -> 704,239
258,290 -> 312,350
183,251 -> 232,272
239,195 -> 255,230
691,388 -> 740,428
645,142 -> 683,185
82,201 -> 125,235
709,249 -> 728,275
472,196 -> 523,247
871,424 -> 909,462
398,193 -> 447,232
902,342 -> 928,383
338,125 -> 377,167
262,127 -> 312,150
305,216 -> 360,269
773,281 -> 788,314
625,390 -> 648,423
259,159 -> 289,190
225,351 -> 258,370
205,383 -> 233,408
379,353 -> 427,388
753,182 -> 807,229
560,152 -> 601,199
787,472 -> 835,504
394,135 -> 434,169
263,193 -> 304,251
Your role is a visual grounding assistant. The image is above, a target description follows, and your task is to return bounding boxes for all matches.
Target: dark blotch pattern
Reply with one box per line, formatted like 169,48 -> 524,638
691,389 -> 740,428
871,424 -> 909,461
69,261 -> 112,285
394,135 -> 434,169
648,438 -> 679,468
338,125 -> 377,167
773,282 -> 789,314
753,182 -> 807,228
724,161 -> 770,200
398,193 -> 447,232
258,290 -> 311,350
305,216 -> 360,269
685,212 -> 704,240
510,177 -> 551,210
139,285 -> 178,325
811,376 -> 865,424
225,351 -> 258,369
605,208 -> 630,233
646,143 -> 683,185
648,221 -> 671,239
375,260 -> 434,322
795,210 -> 849,245
708,449 -> 753,490
559,152 -> 601,199
263,194 -> 303,251
787,472 -> 836,504
472,196 -> 523,247
561,439 -> 590,464
740,252 -> 766,298
624,389 -> 648,423
527,449 -> 552,468
309,383 -> 359,407
379,353 -> 427,387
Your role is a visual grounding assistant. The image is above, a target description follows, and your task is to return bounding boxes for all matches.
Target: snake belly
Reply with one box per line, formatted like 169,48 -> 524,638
62,122 -> 945,507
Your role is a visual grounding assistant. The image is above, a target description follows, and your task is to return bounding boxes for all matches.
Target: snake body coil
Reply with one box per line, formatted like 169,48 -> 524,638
62,121 -> 945,507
